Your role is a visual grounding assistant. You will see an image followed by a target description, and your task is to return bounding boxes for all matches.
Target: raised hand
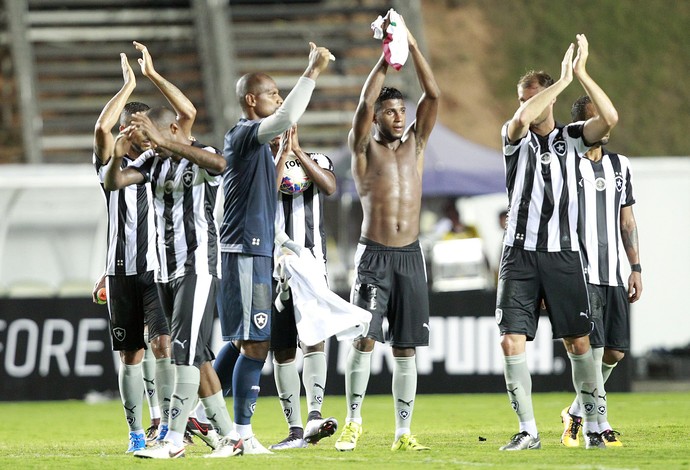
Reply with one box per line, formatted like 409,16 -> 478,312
573,34 -> 589,78
114,126 -> 133,157
133,41 -> 156,78
560,42 -> 575,85
120,52 -> 135,87
130,112 -> 164,148
307,42 -> 334,74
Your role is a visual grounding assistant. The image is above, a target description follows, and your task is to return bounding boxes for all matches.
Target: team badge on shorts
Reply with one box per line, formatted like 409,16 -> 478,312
113,327 -> 126,342
495,308 -> 503,324
253,312 -> 268,329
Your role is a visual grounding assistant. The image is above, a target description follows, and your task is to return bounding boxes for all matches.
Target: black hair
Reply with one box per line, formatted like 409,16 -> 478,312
571,95 -> 593,122
120,101 -> 150,127
374,86 -> 404,113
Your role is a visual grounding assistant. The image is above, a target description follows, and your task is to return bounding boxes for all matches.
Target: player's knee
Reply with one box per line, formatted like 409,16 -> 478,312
353,336 -> 375,352
273,348 -> 297,363
604,348 -> 625,364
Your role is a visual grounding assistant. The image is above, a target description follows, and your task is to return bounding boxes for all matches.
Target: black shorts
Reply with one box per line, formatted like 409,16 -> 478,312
107,271 -> 166,351
157,274 -> 217,367
351,238 -> 429,348
496,246 -> 591,340
587,284 -> 630,350
270,283 -> 299,352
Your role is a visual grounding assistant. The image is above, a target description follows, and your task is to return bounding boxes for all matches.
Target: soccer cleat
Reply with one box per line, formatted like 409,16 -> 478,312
391,433 -> 430,451
242,435 -> 273,454
126,431 -> 146,453
270,428 -> 307,450
304,417 -> 338,444
133,440 -> 185,459
205,433 -> 245,458
601,429 -> 623,447
145,424 -> 159,444
560,406 -> 582,447
186,417 -> 220,449
499,431 -> 541,451
335,422 -> 362,452
585,431 -> 607,449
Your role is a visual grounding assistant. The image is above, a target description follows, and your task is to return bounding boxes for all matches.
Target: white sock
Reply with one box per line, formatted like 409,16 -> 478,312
303,351 -> 327,415
392,356 -> 417,441
274,360 -> 303,428
503,353 -> 537,437
345,346 -> 372,425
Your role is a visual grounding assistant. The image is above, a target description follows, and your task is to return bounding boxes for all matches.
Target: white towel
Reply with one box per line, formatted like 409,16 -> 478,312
371,9 -> 409,71
275,247 -> 371,347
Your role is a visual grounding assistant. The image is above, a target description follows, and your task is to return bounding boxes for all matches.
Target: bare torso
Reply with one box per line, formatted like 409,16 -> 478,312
353,135 -> 423,247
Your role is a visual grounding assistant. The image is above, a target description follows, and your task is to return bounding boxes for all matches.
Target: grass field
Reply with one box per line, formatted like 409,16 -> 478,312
1,391 -> 688,469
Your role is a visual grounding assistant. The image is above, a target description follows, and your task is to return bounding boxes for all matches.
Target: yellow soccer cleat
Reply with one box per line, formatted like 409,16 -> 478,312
560,406 -> 582,447
601,429 -> 623,447
335,422 -> 362,452
391,433 -> 430,451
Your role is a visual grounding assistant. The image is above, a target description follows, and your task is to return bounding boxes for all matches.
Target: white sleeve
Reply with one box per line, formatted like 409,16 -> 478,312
257,77 -> 316,144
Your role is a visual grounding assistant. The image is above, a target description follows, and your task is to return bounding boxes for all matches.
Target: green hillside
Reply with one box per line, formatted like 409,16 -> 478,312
427,0 -> 690,157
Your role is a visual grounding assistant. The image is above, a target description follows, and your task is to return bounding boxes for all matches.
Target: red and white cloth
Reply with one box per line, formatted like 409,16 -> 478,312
371,9 -> 409,71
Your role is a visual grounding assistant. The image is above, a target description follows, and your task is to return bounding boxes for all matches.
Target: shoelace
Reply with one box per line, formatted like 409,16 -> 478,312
601,429 -> 620,441
341,426 -> 359,441
568,417 -> 582,438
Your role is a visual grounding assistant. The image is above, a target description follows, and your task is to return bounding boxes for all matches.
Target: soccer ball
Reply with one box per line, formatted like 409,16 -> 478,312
279,153 -> 311,195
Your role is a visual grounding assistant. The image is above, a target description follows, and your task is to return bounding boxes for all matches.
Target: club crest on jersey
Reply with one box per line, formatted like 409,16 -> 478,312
540,152 -> 553,165
595,177 -> 606,191
113,327 -> 126,342
615,173 -> 624,192
182,168 -> 194,187
553,140 -> 567,156
253,312 -> 268,329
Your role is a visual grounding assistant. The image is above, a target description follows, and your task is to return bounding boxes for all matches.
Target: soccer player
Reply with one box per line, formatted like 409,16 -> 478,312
268,126 -> 338,450
560,95 -> 643,448
93,41 -> 193,453
334,12 -> 439,452
495,34 -> 617,451
214,42 -> 333,454
103,108 -> 242,459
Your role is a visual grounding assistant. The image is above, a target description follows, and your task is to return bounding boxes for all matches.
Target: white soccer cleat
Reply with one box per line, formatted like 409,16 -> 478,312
304,417 -> 338,444
242,435 -> 273,454
133,440 -> 185,459
205,433 -> 244,458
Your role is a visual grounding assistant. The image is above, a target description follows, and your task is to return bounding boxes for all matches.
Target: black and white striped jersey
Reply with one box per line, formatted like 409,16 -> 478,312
577,150 -> 635,287
94,153 -> 158,276
501,122 -> 590,252
275,153 -> 333,272
131,142 -> 223,282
